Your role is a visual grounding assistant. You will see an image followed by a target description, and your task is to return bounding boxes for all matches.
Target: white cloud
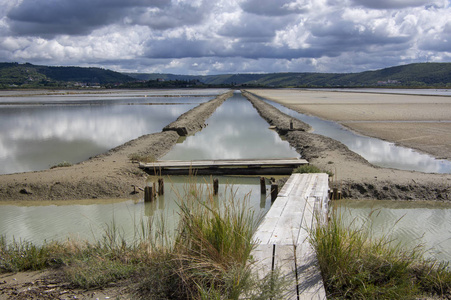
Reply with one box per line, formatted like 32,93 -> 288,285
0,0 -> 449,74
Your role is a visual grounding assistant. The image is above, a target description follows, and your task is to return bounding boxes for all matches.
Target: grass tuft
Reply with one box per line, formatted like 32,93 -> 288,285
128,153 -> 156,163
310,208 -> 451,299
50,161 -> 72,169
293,164 -> 333,177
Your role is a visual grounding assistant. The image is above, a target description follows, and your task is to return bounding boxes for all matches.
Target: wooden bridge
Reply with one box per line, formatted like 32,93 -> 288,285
252,173 -> 329,299
139,158 -> 308,175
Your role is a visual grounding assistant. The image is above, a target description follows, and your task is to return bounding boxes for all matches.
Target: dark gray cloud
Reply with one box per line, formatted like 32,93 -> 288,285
0,0 -> 450,74
130,1 -> 212,30
218,13 -> 294,41
352,0 -> 432,9
7,0 -> 168,36
240,0 -> 311,16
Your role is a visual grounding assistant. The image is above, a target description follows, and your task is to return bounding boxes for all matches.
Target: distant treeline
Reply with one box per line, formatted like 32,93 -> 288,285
1,62 -> 450,89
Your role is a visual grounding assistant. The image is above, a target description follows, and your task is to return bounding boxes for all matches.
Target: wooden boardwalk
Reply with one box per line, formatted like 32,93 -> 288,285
252,173 -> 329,299
139,158 -> 308,175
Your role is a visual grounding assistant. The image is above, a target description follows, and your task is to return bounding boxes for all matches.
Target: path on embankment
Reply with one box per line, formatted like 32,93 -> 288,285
243,91 -> 451,201
2,89 -> 450,202
0,91 -> 233,201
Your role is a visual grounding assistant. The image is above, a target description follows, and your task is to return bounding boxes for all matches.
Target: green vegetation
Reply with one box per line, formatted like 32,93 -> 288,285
0,62 -> 134,89
2,62 -> 450,89
50,161 -> 73,169
128,153 -> 156,163
293,164 -> 333,177
310,209 -> 451,299
126,62 -> 451,88
0,182 -> 285,299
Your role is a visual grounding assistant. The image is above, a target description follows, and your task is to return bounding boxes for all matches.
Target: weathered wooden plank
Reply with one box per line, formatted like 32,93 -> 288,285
296,243 -> 327,299
252,173 -> 329,299
140,158 -> 308,168
275,245 -> 298,300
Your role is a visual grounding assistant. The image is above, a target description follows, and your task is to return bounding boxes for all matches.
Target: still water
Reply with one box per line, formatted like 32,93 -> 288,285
264,99 -> 451,173
163,92 -> 300,160
0,176 -> 271,245
0,91 -> 296,245
2,89 -> 451,264
335,200 -> 451,263
0,90 -> 223,175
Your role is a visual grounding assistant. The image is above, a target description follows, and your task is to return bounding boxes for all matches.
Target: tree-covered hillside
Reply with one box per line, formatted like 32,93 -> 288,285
1,62 -> 450,89
0,62 -> 134,88
125,63 -> 451,88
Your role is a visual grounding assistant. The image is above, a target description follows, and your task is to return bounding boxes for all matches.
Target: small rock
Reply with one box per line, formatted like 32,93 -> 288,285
19,188 -> 32,195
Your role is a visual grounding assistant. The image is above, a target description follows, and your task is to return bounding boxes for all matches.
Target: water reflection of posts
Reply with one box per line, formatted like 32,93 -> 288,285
144,200 -> 158,217
260,194 -> 267,209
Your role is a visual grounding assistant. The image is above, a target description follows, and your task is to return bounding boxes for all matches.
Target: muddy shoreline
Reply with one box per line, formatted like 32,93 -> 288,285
243,91 -> 451,201
1,89 -> 450,202
0,91 -> 232,202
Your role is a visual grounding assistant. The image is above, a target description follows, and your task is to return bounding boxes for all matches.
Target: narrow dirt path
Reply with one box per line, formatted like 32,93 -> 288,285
0,91 -> 233,202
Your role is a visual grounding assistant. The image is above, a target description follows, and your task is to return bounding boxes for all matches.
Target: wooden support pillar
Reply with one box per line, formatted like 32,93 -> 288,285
158,178 -> 164,195
144,186 -> 154,202
271,184 -> 278,202
260,177 -> 266,194
213,178 -> 219,195
330,187 -> 341,200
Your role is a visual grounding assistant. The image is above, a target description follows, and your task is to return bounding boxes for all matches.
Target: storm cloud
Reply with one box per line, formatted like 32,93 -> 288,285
0,0 -> 449,74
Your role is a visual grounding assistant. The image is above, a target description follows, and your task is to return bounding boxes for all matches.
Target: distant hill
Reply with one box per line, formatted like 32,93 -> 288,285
0,62 -> 135,88
1,62 -> 450,88
126,63 -> 451,88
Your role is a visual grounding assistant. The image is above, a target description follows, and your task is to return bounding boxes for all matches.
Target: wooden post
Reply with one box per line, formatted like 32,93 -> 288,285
153,181 -> 156,197
158,178 -> 164,195
332,187 -> 341,200
144,186 -> 154,202
271,184 -> 278,202
290,119 -> 293,130
260,177 -> 266,194
213,178 -> 219,195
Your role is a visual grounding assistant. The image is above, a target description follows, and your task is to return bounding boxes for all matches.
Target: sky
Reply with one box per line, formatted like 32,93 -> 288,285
0,0 -> 450,75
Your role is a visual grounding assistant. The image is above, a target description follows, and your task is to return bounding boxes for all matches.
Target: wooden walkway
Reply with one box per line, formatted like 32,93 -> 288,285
252,173 -> 329,299
139,158 -> 308,175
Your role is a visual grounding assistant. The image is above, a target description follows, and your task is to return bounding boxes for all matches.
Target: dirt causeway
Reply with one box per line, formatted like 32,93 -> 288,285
1,89 -> 451,299
0,91 -> 232,202
244,89 -> 451,201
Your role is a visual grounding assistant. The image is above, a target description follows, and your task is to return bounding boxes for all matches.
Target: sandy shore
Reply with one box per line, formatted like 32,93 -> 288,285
243,91 -> 451,201
247,89 -> 451,160
0,91 -> 233,202
1,88 -> 450,202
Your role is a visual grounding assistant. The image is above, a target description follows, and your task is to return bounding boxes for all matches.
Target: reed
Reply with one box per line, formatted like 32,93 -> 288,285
310,207 -> 451,299
1,177 -> 283,299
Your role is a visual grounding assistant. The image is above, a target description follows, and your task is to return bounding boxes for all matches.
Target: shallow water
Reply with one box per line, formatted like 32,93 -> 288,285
0,176 -> 271,245
0,90 -> 292,245
334,200 -> 451,263
0,91 -> 221,175
312,88 -> 451,96
163,92 -> 300,160
263,99 -> 451,173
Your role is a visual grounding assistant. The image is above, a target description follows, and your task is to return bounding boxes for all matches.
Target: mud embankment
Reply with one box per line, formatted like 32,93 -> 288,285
0,91 -> 233,202
242,90 -> 451,201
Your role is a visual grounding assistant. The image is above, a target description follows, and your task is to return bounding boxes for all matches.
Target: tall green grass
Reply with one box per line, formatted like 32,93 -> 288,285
1,178 -> 283,299
310,208 -> 451,299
